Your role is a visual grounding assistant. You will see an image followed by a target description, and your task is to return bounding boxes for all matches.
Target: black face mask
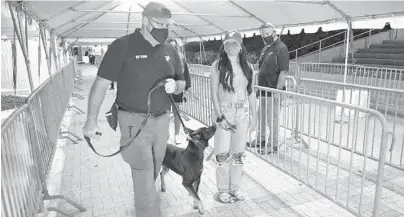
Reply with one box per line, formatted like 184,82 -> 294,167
263,36 -> 274,45
150,28 -> 169,44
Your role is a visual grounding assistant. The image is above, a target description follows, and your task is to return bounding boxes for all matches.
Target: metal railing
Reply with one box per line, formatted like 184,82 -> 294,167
1,105 -> 43,217
181,72 -> 389,217
289,62 -> 404,89
188,64 -> 211,76
182,70 -> 297,126
251,86 -> 388,217
296,78 -> 404,171
182,73 -> 213,126
289,29 -> 377,62
1,59 -> 86,217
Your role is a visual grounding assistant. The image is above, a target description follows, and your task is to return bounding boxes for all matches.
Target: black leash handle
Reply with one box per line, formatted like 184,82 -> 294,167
83,80 -> 189,157
83,83 -> 161,157
83,112 -> 150,157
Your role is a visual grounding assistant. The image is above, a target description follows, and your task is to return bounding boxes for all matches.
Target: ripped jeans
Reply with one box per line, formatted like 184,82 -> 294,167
214,116 -> 249,193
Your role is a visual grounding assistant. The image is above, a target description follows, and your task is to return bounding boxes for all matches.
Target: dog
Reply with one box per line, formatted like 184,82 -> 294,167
160,125 -> 216,215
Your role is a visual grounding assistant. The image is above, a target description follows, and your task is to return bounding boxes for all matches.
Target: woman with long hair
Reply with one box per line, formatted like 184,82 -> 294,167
210,31 -> 257,203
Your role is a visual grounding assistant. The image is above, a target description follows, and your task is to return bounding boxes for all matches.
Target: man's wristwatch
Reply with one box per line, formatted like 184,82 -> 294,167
216,115 -> 225,123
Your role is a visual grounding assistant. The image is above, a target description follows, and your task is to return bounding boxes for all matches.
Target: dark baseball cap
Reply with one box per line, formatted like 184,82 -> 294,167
223,31 -> 242,44
142,2 -> 172,19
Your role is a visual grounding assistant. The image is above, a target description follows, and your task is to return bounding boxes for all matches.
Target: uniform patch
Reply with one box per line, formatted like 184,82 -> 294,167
135,55 -> 148,59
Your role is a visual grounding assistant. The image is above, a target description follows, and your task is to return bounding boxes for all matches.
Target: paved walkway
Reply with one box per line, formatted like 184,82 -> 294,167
40,64 -> 403,217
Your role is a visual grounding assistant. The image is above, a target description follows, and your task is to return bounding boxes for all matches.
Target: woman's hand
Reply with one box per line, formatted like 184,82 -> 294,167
217,118 -> 236,133
249,114 -> 257,130
218,120 -> 231,130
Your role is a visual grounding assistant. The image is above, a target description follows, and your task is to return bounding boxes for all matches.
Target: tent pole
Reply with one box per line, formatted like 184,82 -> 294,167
12,25 -> 17,95
199,40 -> 202,65
171,1 -> 225,33
201,39 -> 207,64
9,2 -> 34,92
62,3 -> 121,37
125,6 -> 132,35
55,1 -> 112,30
39,24 -> 53,75
324,1 -> 351,84
343,21 -> 351,83
38,25 -> 41,84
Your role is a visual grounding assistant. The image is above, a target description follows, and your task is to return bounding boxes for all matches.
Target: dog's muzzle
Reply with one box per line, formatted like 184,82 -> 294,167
206,125 -> 217,139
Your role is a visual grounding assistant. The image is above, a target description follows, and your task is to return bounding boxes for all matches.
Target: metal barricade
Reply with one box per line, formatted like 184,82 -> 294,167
1,105 -> 43,217
251,86 -> 388,217
183,72 -> 297,125
182,73 -> 213,126
2,59 -> 86,217
296,78 -> 404,171
253,73 -> 297,91
289,62 -> 404,89
189,64 -> 212,76
180,72 -> 389,217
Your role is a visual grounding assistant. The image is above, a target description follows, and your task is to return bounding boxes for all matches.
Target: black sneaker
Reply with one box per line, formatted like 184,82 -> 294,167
258,145 -> 278,155
246,140 -> 265,148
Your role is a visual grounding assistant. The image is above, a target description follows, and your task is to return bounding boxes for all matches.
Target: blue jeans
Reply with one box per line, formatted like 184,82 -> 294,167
214,101 -> 249,193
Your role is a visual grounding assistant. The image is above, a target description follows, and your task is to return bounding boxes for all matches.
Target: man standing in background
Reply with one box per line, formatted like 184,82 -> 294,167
94,44 -> 102,67
247,22 -> 290,154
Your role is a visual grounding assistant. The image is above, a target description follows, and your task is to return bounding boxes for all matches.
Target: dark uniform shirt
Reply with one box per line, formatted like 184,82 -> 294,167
257,39 -> 289,97
97,29 -> 184,114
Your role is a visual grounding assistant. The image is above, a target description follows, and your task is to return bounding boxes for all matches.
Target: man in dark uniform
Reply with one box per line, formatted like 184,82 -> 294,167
247,22 -> 290,154
82,2 -> 185,216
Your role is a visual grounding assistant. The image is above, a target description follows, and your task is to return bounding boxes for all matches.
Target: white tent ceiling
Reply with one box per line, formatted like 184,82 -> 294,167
2,0 -> 404,43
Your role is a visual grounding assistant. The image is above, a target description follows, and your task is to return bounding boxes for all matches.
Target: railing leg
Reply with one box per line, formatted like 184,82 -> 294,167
206,149 -> 215,161
46,208 -> 74,217
44,194 -> 87,217
72,93 -> 84,100
59,135 -> 79,144
60,131 -> 83,140
74,86 -> 83,92
67,105 -> 85,114
59,131 -> 83,144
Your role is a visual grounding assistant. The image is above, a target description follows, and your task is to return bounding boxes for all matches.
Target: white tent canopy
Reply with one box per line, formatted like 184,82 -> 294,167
2,0 -> 404,44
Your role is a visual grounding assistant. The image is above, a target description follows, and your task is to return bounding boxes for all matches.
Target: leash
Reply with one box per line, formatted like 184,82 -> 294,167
83,80 -> 188,157
168,94 -> 189,134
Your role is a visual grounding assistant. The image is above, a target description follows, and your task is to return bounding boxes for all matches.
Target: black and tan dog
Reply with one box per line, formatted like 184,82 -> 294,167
160,125 -> 216,215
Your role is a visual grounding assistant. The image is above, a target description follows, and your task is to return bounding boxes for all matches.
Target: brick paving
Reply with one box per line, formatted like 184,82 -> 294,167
39,64 -> 403,217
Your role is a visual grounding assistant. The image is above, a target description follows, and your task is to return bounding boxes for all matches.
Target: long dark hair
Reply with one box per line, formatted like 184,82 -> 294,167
217,44 -> 253,95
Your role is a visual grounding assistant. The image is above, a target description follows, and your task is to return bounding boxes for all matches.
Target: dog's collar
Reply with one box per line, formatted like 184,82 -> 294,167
186,135 -> 206,149
186,134 -> 196,143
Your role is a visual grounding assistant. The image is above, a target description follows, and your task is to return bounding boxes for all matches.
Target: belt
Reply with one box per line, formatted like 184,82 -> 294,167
221,101 -> 248,109
118,106 -> 167,118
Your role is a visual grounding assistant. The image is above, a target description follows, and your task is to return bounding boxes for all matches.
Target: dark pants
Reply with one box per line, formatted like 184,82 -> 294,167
118,111 -> 169,217
89,55 -> 95,64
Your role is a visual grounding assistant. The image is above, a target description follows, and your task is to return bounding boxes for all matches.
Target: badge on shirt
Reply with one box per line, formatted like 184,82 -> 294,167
135,55 -> 148,59
165,55 -> 171,62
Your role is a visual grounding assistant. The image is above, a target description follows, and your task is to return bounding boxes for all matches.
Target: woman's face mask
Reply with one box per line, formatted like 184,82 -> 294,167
224,40 -> 241,57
